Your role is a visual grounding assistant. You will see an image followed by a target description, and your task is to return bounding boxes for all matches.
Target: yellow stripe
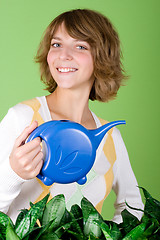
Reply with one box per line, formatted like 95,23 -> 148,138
36,178 -> 53,202
95,118 -> 116,213
21,98 -> 44,126
21,98 -> 54,203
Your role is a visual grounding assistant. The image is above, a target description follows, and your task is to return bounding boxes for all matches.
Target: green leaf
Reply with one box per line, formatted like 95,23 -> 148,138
30,202 -> 34,208
141,217 -> 160,238
70,214 -> 84,237
40,222 -> 72,240
120,209 -> 140,236
49,207 -> 83,239
26,219 -> 55,240
42,194 -> 66,232
0,231 -> 5,240
95,221 -> 113,239
149,232 -> 160,240
81,197 -> 103,238
126,187 -> 160,223
122,222 -> 147,240
83,210 -> 102,238
36,232 -> 61,240
140,187 -> 160,222
105,221 -> 122,239
15,193 -> 49,238
70,204 -> 83,231
70,218 -> 84,238
62,207 -> 83,238
15,209 -> 29,229
0,223 -> 6,239
29,193 -> 50,228
140,187 -> 160,207
60,208 -> 72,225
53,222 -> 72,238
15,212 -> 30,239
0,211 -> 14,238
65,229 -> 85,240
88,234 -> 102,240
141,214 -> 150,224
6,220 -> 20,240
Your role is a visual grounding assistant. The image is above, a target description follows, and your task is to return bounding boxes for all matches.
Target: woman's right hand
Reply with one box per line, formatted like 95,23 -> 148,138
9,121 -> 43,180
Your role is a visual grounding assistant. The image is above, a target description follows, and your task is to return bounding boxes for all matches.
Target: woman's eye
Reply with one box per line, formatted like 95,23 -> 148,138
76,45 -> 87,50
51,43 -> 61,48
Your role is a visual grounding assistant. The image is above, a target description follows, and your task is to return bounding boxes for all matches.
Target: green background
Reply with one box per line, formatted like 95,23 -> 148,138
0,0 -> 159,220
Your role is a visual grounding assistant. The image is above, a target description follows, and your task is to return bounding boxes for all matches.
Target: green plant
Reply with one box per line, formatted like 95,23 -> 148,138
0,187 -> 159,239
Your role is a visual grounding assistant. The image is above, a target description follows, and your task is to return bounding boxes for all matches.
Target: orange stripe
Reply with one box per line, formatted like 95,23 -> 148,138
95,118 -> 116,213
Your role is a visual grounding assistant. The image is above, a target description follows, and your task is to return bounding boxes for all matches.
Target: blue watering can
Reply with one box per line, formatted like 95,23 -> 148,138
27,120 -> 125,186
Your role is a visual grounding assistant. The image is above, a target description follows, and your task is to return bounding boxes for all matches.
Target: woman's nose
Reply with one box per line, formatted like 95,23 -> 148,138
59,47 -> 73,61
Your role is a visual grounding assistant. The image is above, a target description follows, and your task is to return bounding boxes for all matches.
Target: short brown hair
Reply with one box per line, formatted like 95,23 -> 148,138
35,9 -> 127,102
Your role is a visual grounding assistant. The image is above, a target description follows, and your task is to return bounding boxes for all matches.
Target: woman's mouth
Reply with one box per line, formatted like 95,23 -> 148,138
57,67 -> 78,73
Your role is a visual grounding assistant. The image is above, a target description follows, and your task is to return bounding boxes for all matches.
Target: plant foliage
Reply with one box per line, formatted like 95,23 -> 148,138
0,187 -> 159,239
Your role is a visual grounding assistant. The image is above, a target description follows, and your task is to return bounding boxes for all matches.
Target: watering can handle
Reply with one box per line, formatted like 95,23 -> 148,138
26,124 -> 47,144
26,125 -> 53,185
26,120 -> 59,142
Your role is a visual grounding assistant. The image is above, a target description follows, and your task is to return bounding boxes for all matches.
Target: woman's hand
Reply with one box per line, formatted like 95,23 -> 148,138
9,121 -> 43,180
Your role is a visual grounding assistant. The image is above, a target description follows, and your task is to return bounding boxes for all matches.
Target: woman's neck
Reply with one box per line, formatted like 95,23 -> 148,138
46,87 -> 94,126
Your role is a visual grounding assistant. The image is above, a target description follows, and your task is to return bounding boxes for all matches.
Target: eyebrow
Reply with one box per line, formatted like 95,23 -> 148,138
51,37 -> 87,43
51,37 -> 61,40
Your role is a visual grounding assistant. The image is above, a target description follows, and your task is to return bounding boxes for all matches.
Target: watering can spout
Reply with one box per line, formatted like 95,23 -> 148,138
90,120 -> 126,150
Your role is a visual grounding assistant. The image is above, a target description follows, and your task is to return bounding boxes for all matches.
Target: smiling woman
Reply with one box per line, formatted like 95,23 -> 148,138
0,8 -> 144,224
35,9 -> 126,102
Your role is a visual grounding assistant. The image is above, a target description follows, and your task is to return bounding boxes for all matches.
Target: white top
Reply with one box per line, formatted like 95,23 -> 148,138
0,96 -> 144,223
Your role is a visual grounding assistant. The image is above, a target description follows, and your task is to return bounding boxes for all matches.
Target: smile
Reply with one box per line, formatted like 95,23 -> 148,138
57,67 -> 78,73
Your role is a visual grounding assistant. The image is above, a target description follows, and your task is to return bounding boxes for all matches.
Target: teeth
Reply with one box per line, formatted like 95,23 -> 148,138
57,68 -> 77,73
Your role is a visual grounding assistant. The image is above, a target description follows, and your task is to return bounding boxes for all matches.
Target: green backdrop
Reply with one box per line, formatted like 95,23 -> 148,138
0,0 -> 159,220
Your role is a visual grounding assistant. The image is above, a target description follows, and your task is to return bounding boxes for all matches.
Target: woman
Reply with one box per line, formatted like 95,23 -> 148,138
0,9 -> 143,223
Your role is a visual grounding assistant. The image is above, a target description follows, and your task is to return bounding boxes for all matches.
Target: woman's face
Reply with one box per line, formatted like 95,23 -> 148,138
47,23 -> 94,91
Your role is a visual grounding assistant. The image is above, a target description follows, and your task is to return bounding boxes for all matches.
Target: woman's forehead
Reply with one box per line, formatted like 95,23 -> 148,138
52,22 -> 68,36
51,22 -> 86,42
49,19 -> 95,46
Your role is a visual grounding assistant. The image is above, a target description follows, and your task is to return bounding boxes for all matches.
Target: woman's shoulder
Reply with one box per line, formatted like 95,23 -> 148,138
5,97 -> 43,128
0,97 -> 39,137
12,97 -> 38,116
11,96 -> 45,113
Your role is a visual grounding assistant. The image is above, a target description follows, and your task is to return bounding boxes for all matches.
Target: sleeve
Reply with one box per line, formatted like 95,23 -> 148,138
111,128 -> 144,224
0,106 -> 32,213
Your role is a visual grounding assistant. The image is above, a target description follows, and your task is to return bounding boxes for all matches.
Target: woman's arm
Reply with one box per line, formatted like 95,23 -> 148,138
0,108 -> 25,213
0,106 -> 43,213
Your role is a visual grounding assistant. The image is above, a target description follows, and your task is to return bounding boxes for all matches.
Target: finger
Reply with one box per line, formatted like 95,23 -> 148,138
34,159 -> 44,176
18,151 -> 43,180
19,137 -> 42,157
14,121 -> 38,148
30,158 -> 43,179
15,139 -> 41,167
32,151 -> 44,169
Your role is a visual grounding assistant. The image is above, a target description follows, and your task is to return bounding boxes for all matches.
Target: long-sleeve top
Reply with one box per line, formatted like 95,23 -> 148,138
0,96 -> 144,223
